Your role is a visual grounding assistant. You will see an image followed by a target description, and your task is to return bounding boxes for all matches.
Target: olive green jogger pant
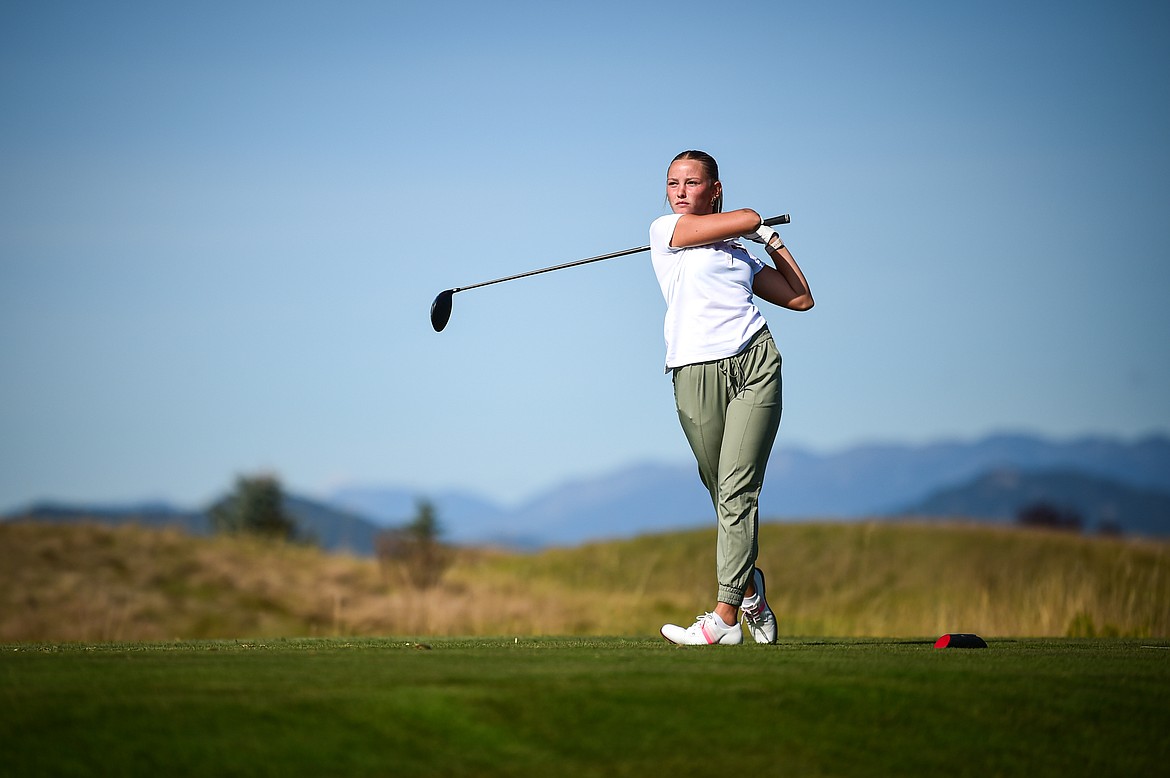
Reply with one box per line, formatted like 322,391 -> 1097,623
672,327 -> 782,608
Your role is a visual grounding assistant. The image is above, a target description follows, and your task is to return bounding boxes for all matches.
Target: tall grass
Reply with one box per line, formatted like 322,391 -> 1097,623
2,519 -> 1166,642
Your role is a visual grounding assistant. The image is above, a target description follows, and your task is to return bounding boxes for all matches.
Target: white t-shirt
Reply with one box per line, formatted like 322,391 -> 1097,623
649,212 -> 768,369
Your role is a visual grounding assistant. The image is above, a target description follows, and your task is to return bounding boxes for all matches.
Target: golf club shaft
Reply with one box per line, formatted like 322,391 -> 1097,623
454,245 -> 646,293
453,214 -> 791,294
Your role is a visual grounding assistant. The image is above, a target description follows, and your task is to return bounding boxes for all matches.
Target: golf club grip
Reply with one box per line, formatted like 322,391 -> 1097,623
763,214 -> 791,226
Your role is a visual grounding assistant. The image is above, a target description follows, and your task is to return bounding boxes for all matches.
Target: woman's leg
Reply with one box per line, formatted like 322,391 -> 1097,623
673,331 -> 782,610
714,334 -> 782,607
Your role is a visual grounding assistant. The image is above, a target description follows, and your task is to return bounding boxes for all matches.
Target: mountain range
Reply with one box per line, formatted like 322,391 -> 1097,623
329,432 -> 1170,545
6,432 -> 1170,551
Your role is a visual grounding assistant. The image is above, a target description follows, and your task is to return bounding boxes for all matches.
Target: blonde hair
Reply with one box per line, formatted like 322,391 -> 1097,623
671,150 -> 722,213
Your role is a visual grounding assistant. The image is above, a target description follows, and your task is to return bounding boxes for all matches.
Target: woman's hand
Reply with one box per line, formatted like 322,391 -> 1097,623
742,222 -> 783,248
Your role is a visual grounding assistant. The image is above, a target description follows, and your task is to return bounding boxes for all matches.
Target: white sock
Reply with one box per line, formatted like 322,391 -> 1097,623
742,592 -> 761,610
712,613 -> 733,629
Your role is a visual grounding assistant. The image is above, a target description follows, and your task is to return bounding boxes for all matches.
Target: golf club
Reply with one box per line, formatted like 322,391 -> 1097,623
430,214 -> 791,332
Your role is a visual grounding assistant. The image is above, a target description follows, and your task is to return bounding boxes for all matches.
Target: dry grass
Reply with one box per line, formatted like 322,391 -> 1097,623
1,519 -> 1166,642
749,520 -> 1170,638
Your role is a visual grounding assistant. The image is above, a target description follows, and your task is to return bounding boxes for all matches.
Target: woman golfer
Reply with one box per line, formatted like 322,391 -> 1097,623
650,150 -> 814,645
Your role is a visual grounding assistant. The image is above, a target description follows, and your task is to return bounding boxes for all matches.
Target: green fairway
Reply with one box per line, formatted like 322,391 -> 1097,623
2,637 -> 1167,777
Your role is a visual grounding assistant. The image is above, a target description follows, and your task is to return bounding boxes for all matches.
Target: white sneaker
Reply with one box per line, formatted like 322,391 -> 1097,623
661,612 -> 743,645
742,568 -> 777,644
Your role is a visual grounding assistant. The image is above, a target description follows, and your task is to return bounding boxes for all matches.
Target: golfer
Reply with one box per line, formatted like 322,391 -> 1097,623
650,150 -> 813,645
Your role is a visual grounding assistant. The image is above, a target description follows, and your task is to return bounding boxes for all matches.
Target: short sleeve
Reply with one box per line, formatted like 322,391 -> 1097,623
649,213 -> 683,252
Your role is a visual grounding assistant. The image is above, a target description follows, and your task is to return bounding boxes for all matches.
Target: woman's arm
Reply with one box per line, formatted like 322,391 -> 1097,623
670,209 -> 761,248
753,243 -> 814,311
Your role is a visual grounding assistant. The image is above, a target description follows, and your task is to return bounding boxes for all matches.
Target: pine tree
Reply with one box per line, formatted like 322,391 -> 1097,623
209,474 -> 298,540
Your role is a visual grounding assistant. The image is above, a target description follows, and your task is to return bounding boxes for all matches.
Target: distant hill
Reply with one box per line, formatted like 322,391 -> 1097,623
327,486 -> 509,542
763,432 -> 1170,516
8,432 -> 1169,550
329,432 -> 1170,546
897,468 -> 1170,536
281,495 -> 385,556
4,495 -> 387,556
10,502 -> 210,534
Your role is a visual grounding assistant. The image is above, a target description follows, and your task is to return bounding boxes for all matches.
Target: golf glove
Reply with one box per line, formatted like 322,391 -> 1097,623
744,223 -> 783,249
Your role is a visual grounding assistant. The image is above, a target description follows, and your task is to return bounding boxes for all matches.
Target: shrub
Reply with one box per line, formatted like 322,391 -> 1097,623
1017,502 -> 1083,532
209,475 -> 299,540
376,500 -> 452,590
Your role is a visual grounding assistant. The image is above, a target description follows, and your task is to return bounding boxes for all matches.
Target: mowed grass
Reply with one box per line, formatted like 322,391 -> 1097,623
3,523 -> 1167,776
3,637 -> 1168,777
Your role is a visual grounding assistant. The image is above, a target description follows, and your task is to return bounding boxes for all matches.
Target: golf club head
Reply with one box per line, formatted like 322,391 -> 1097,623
430,289 -> 454,332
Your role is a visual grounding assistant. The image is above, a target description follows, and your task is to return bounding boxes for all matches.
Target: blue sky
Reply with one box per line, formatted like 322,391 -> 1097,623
2,1 -> 1168,512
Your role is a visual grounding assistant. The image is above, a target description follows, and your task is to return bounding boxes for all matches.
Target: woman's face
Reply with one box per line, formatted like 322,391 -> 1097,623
666,159 -> 721,215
